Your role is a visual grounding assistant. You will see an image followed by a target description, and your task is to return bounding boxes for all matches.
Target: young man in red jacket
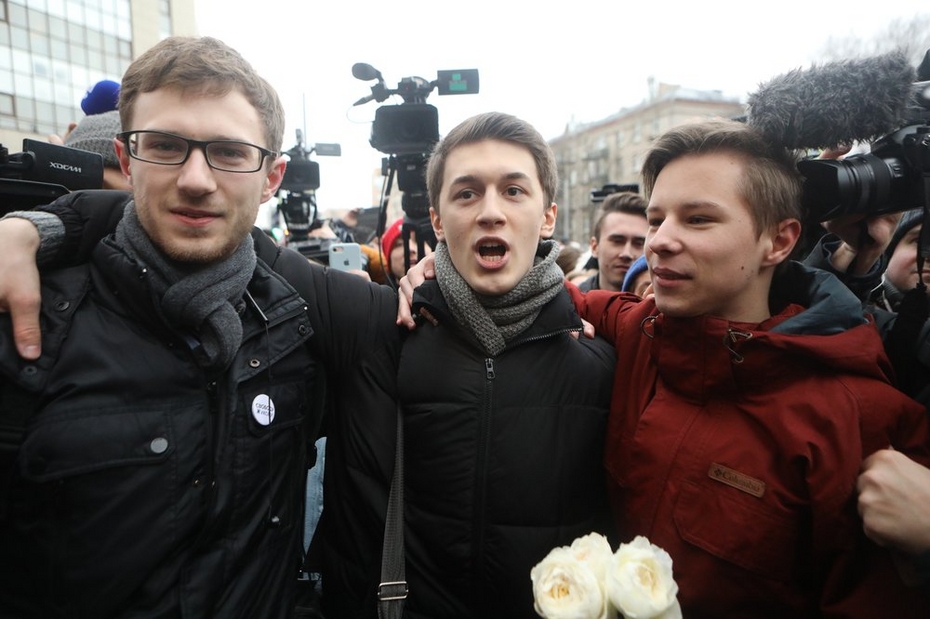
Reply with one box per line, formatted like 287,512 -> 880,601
567,118 -> 930,617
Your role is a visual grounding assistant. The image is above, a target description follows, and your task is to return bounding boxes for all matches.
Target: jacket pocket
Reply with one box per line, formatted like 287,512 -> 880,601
20,405 -> 174,482
673,478 -> 798,582
12,402 -> 201,608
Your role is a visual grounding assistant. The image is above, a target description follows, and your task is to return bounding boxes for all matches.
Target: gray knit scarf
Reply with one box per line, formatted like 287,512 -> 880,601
113,202 -> 256,370
434,239 -> 564,356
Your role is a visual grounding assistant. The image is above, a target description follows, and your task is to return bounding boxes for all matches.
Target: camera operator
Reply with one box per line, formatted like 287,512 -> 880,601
380,216 -> 432,283
802,144 -> 930,589
803,206 -> 930,404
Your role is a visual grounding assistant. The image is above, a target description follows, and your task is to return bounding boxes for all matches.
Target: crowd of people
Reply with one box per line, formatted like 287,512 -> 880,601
0,34 -> 928,618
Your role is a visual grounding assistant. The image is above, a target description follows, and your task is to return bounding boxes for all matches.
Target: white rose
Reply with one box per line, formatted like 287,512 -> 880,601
569,532 -> 614,582
605,536 -> 681,619
531,545 -> 609,619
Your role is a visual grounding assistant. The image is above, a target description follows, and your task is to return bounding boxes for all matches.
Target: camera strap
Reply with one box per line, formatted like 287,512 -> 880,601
378,405 -> 407,619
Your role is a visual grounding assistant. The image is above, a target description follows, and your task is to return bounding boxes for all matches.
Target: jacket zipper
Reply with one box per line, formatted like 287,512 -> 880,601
472,357 -> 495,608
515,326 -> 582,348
470,329 -> 576,606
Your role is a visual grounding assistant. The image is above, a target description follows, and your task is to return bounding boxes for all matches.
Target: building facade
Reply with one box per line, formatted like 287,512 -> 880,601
0,0 -> 196,154
549,82 -> 745,244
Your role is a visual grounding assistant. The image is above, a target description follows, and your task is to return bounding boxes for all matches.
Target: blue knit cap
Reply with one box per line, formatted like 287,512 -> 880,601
621,254 -> 649,292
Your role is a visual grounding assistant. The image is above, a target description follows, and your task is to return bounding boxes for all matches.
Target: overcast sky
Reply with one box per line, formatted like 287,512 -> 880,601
194,0 -> 929,216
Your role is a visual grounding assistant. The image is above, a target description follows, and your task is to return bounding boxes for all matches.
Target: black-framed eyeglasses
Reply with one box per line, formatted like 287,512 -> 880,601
118,130 -> 277,173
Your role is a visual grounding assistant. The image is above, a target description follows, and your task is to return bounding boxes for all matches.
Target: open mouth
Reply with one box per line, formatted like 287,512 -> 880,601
478,242 -> 507,263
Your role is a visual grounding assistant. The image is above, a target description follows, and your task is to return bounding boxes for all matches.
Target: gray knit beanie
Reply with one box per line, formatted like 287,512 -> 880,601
886,209 -> 924,257
64,110 -> 121,169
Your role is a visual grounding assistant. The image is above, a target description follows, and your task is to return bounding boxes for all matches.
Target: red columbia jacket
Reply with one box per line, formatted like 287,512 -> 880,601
569,262 -> 930,618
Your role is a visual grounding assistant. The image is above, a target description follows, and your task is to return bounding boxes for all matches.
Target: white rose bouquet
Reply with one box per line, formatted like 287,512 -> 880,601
531,533 -> 681,619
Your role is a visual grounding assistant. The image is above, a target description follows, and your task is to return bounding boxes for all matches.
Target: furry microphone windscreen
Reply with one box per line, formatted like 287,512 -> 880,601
746,52 -> 916,150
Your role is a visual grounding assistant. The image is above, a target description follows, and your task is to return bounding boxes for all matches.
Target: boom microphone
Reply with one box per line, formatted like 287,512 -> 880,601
746,52 -> 916,150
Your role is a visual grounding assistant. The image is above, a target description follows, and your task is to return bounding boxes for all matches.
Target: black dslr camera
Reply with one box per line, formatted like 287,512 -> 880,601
798,50 -> 930,222
0,139 -> 104,215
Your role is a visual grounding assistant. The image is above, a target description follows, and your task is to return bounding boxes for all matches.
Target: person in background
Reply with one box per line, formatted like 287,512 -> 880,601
858,213 -> 930,579
380,216 -> 430,283
60,110 -> 131,191
803,206 -> 930,590
555,241 -> 582,276
48,78 -> 121,145
620,254 -> 650,297
578,191 -> 648,292
869,209 -> 927,312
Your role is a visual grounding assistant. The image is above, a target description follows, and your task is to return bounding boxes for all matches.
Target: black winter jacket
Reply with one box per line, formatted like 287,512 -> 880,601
0,228 -> 320,617
398,281 -> 616,619
0,190 -> 402,618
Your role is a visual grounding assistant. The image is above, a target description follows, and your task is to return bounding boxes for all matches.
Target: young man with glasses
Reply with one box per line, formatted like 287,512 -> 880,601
0,36 -> 399,618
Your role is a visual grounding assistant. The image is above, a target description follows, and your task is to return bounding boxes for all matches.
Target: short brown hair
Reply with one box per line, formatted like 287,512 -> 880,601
641,118 -> 802,236
592,191 -> 646,240
119,36 -> 285,154
426,112 -> 558,213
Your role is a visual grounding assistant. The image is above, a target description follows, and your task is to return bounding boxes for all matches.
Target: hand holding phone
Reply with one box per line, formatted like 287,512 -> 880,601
328,242 -> 362,272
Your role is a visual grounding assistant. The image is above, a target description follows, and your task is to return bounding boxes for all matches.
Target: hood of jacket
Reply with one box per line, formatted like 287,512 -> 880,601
648,261 -> 894,403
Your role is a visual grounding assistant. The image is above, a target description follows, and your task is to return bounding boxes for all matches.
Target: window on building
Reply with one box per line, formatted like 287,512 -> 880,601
1,0 -> 133,135
159,0 -> 172,39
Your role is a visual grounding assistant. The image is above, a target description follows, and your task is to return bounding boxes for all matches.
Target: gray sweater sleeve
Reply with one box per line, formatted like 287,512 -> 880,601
0,210 -> 65,266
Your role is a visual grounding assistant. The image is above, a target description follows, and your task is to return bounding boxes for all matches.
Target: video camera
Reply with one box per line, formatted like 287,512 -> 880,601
352,63 -> 478,277
274,129 -> 344,262
0,139 -> 104,216
798,50 -> 930,222
590,183 -> 640,203
352,63 -> 479,158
